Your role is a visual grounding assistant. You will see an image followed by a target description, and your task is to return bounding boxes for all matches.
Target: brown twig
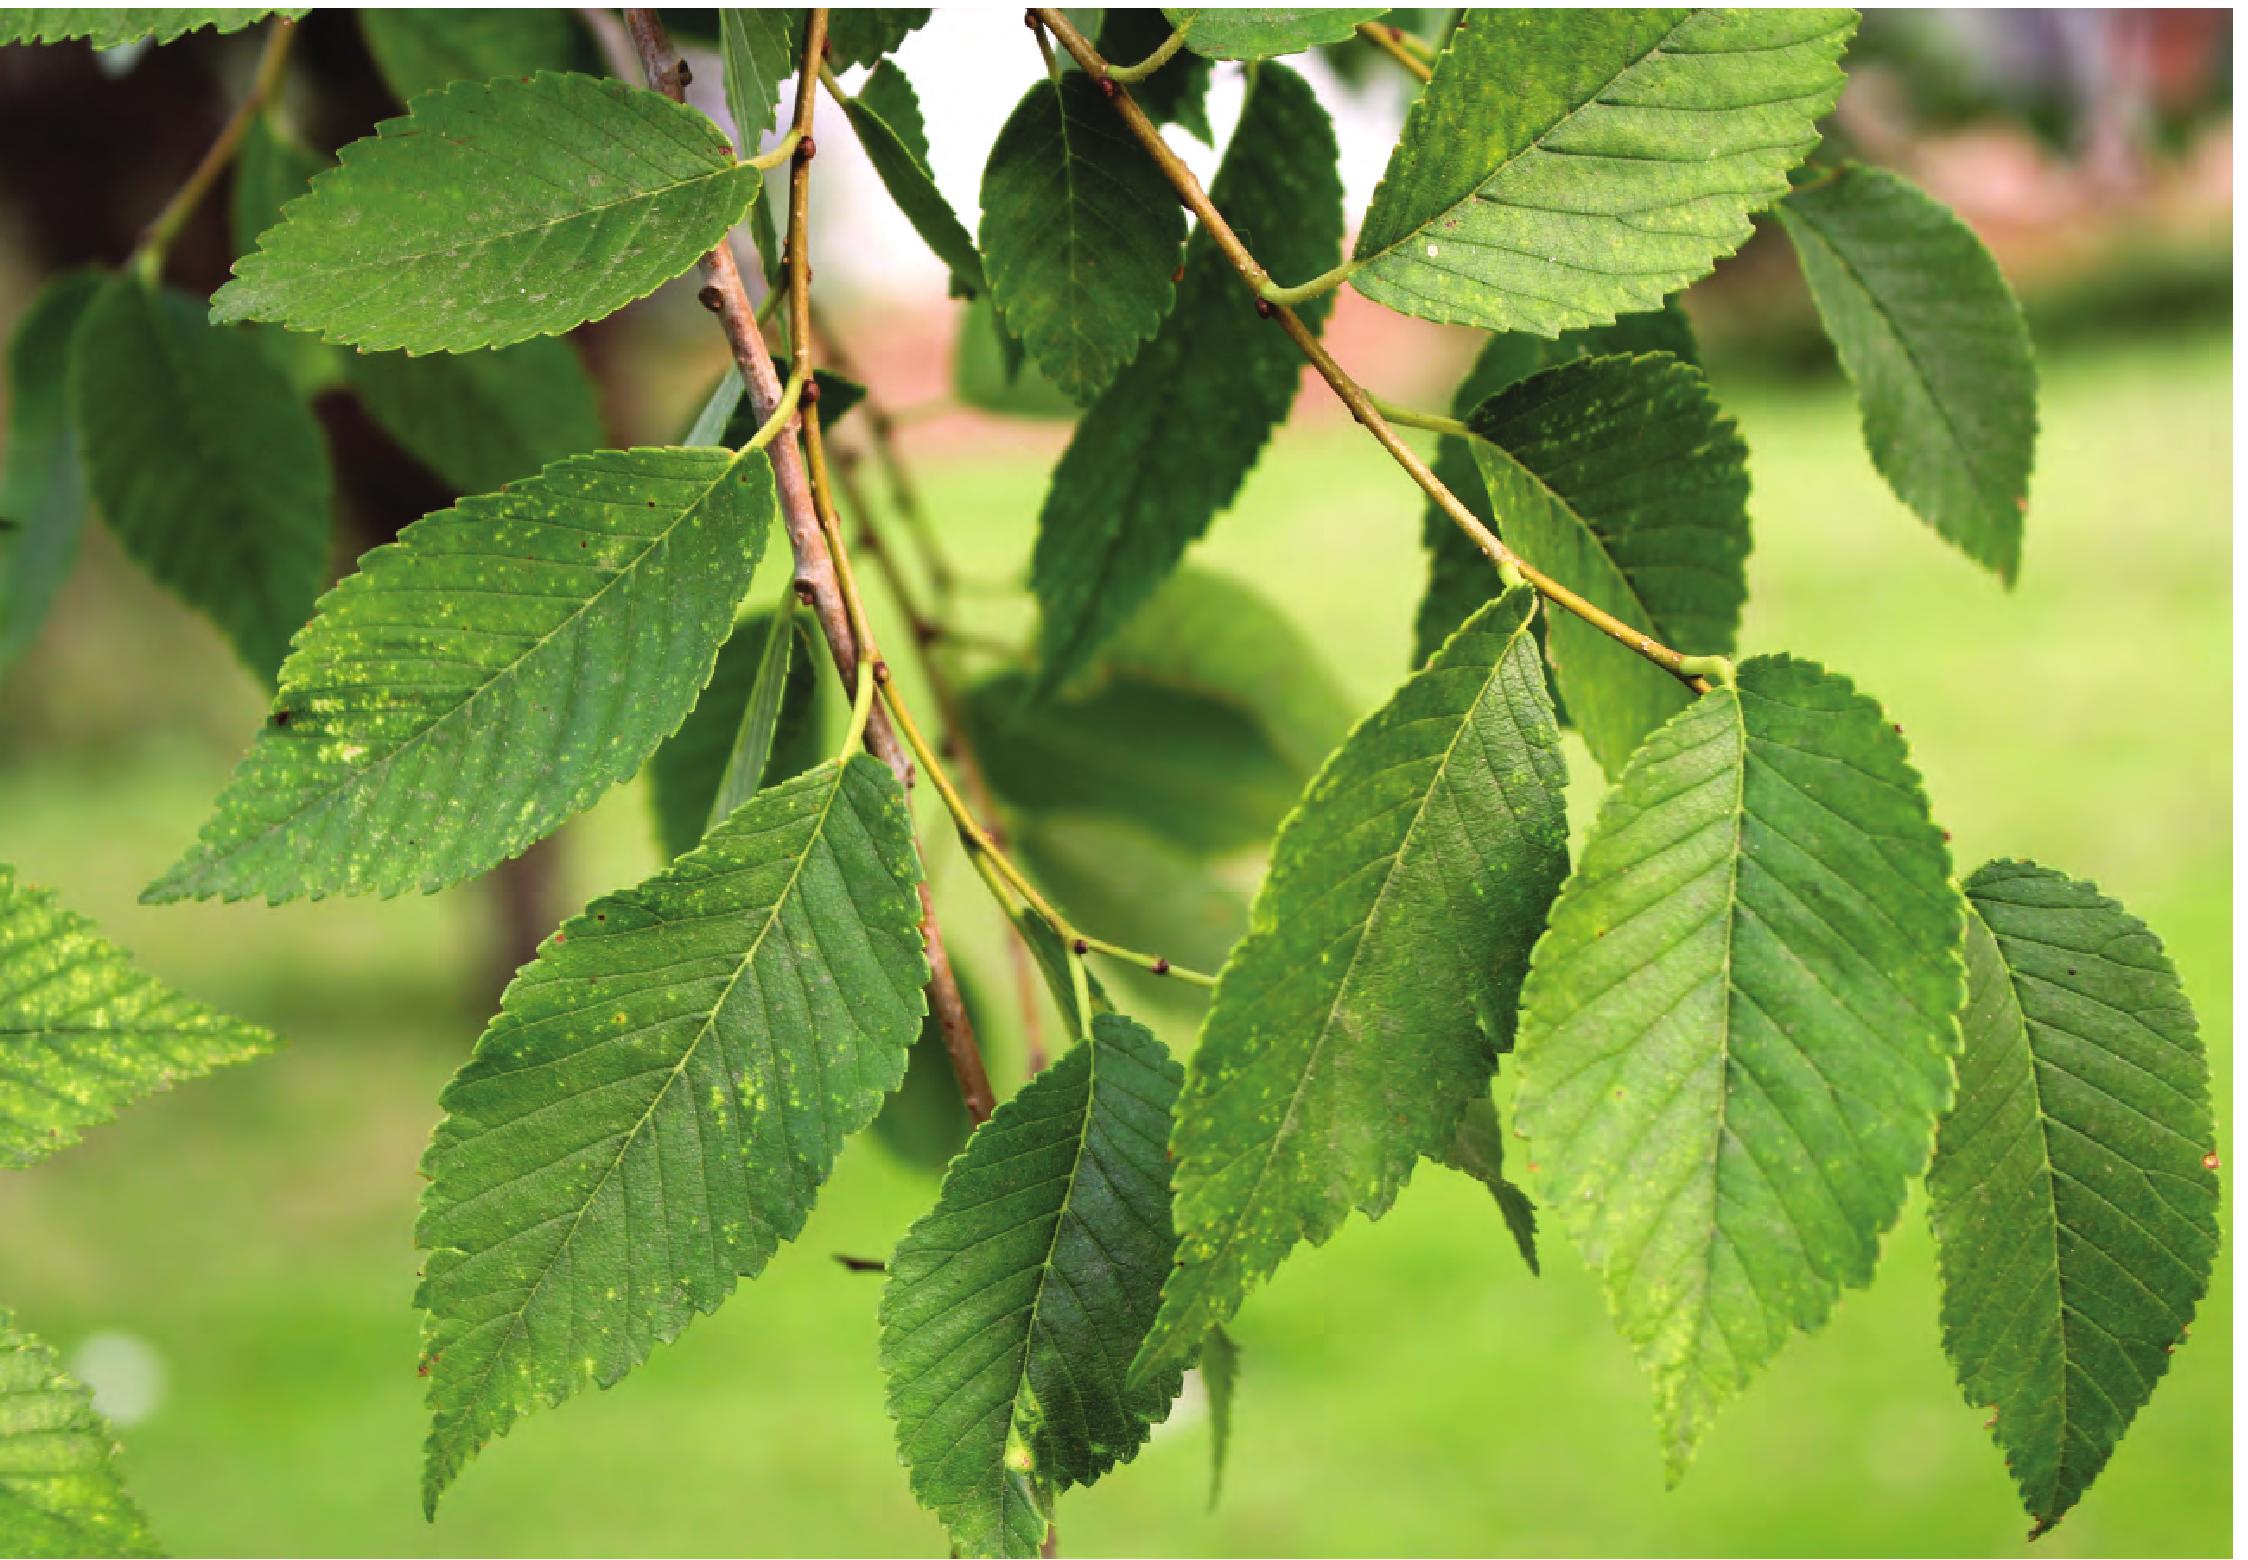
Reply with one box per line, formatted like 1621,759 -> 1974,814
1032,9 -> 1711,697
624,7 -> 997,1124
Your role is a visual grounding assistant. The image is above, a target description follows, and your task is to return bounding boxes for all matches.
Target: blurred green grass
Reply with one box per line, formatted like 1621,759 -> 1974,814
0,329 -> 2228,1556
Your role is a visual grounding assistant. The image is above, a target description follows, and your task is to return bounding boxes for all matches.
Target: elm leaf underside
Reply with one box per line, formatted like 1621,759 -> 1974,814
1415,301 -> 1700,670
417,754 -> 930,1510
1514,654 -> 1965,1477
1351,9 -> 1854,334
1466,353 -> 1749,779
69,271 -> 331,680
0,270 -> 99,673
1,866 -> 274,1169
0,1309 -> 157,1557
1929,860 -> 2219,1534
979,70 -> 1184,404
212,72 -> 761,353
1777,164 -> 2037,583
148,446 -> 774,903
1136,586 -> 1570,1381
883,1015 -> 1183,1557
1028,62 -> 1342,694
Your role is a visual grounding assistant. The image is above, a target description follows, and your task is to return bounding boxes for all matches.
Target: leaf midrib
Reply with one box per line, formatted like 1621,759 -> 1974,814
440,759 -> 850,1448
1680,687 -> 1749,1454
1970,899 -> 2073,1518
248,160 -> 752,285
993,1040 -> 1100,1545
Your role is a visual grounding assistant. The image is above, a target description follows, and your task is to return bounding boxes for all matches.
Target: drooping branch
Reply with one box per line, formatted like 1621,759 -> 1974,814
623,6 -> 997,1124
1032,8 -> 1711,697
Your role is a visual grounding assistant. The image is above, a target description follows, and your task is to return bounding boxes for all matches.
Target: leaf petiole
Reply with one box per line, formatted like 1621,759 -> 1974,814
1104,23 -> 1187,84
1254,258 -> 1357,310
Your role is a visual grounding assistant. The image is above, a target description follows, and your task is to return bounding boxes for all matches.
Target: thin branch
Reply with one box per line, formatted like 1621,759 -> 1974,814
139,15 -> 297,269
813,307 -> 957,607
1105,22 -> 1188,84
1355,20 -> 1434,83
1368,394 -> 1472,441
624,6 -> 997,1125
830,450 -> 1050,1073
1032,9 -> 1711,697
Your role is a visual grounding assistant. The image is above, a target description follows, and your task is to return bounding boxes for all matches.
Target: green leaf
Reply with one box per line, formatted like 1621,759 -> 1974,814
213,73 -> 761,353
1466,353 -> 1748,778
645,606 -> 823,861
418,753 -> 929,1509
1162,7 -> 1388,60
359,8 -> 596,105
1514,654 -> 1965,1477
979,70 -> 1185,403
1351,10 -> 1854,334
1099,8 -> 1211,143
843,60 -> 985,300
962,670 -> 1305,860
1777,164 -> 2037,584
0,1309 -> 157,1558
857,53 -> 930,162
147,446 -> 775,904
69,271 -> 331,679
1929,860 -> 2220,1535
0,8 -> 289,47
1438,1094 -> 1540,1276
952,297 -> 1077,420
718,8 -> 797,148
1136,586 -> 1570,1379
0,270 -> 98,674
825,8 -> 928,69
1199,1326 -> 1238,1510
345,338 -> 606,496
1,865 -> 274,1169
1416,303 -> 1699,670
882,1013 -> 1183,1558
1028,63 -> 1343,692
1097,566 -> 1353,778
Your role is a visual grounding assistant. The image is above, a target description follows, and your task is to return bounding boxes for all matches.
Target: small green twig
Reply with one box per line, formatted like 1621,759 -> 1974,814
744,364 -> 809,450
1081,936 -> 1215,989
1368,394 -> 1472,441
1355,20 -> 1434,82
748,126 -> 804,170
138,15 -> 297,274
1031,7 -> 1712,699
1105,23 -> 1187,84
1255,257 -> 1359,310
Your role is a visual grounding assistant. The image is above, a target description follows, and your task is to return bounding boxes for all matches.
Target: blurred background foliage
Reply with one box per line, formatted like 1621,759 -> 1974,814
0,9 -> 2229,1556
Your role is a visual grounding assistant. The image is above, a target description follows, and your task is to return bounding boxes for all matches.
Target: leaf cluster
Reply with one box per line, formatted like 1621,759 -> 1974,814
0,8 -> 2208,1556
